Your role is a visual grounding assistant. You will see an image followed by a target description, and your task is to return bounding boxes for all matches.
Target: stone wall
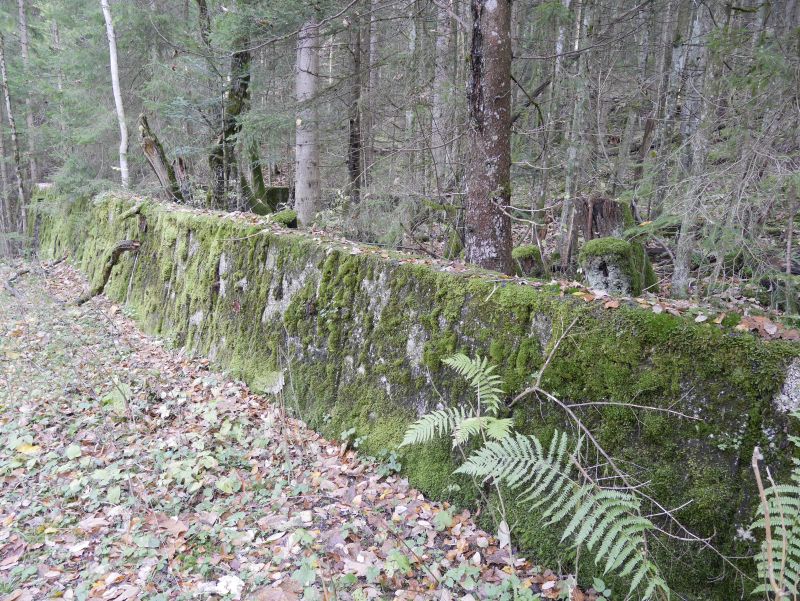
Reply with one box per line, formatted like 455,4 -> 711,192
31,191 -> 800,599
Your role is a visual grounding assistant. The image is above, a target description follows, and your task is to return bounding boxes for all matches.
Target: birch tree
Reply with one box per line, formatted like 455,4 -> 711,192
295,18 -> 320,226
464,0 -> 513,274
100,0 -> 129,188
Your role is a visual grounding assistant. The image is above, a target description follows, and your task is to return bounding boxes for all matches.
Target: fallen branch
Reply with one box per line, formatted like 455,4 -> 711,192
7,268 -> 30,285
118,201 -> 145,221
44,255 -> 67,269
75,240 -> 140,305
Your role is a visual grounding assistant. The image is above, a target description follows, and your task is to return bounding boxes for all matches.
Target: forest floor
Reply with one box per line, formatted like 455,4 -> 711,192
0,262 -> 580,601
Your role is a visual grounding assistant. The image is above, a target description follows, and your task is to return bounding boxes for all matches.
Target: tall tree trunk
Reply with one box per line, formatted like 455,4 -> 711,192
0,33 -> 26,236
0,102 -> 9,255
431,0 -> 453,197
651,0 -> 691,217
346,12 -> 363,206
405,5 -> 418,193
557,0 -> 590,271
613,5 -> 651,196
17,0 -> 37,184
671,1 -> 709,299
100,0 -> 129,189
464,0 -> 513,275
295,19 -> 320,226
51,21 -> 66,141
364,0 -> 380,184
209,44 -> 251,210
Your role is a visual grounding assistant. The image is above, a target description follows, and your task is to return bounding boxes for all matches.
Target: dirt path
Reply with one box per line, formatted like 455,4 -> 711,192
0,261 -> 573,601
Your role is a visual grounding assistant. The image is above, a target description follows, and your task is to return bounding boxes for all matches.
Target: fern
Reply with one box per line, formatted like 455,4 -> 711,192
401,354 -> 508,448
751,427 -> 800,597
457,432 -> 669,599
400,407 -> 468,447
443,354 -> 504,415
401,353 -> 670,599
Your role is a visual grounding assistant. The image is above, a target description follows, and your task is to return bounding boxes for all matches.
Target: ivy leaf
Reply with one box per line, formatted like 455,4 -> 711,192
292,559 -> 317,587
107,485 -> 121,505
215,474 -> 241,495
433,508 -> 453,531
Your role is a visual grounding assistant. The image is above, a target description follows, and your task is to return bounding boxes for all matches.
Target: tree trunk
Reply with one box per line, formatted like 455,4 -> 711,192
51,21 -> 66,140
100,0 -> 129,189
671,1 -> 709,299
0,105 -> 8,256
613,5 -> 651,196
295,19 -> 321,226
346,12 -> 363,206
208,44 -> 251,210
0,32 -> 27,236
651,0 -> 691,216
557,0 -> 590,271
364,0 -> 380,184
431,0 -> 453,197
464,0 -> 513,275
17,0 -> 37,184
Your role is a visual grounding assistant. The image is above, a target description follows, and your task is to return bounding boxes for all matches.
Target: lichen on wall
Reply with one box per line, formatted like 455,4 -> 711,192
30,191 -> 800,600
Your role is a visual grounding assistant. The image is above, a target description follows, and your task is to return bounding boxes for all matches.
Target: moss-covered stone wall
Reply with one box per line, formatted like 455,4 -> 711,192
31,192 -> 800,600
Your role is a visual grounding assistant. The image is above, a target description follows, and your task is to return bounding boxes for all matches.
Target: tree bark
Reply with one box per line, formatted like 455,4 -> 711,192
431,0 -> 453,197
295,19 -> 321,226
364,0 -> 380,184
100,0 -> 130,189
671,1 -> 709,299
557,0 -> 590,271
346,12 -> 363,206
0,32 -> 27,236
464,0 -> 513,275
208,44 -> 251,209
17,0 -> 37,184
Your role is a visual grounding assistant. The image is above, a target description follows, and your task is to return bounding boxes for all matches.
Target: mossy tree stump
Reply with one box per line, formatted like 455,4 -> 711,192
512,244 -> 544,277
579,237 -> 656,296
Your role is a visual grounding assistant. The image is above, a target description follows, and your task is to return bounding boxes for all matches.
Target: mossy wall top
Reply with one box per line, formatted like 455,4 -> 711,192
32,192 -> 800,600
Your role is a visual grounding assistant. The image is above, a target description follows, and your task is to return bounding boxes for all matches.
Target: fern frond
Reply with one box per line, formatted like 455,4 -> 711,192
456,431 -> 668,598
452,416 -> 484,446
443,354 -> 505,415
448,416 -> 514,447
484,417 -> 513,440
400,407 -> 470,447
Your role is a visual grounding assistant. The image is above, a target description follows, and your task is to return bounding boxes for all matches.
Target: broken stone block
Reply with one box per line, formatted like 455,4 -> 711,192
578,237 -> 656,296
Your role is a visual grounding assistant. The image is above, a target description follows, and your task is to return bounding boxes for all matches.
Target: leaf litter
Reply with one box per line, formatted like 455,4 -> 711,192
0,262 -> 589,601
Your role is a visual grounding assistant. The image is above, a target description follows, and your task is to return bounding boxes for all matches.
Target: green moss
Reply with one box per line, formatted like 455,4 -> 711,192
29,189 -> 800,601
511,244 -> 544,277
578,237 -> 657,295
270,209 -> 297,228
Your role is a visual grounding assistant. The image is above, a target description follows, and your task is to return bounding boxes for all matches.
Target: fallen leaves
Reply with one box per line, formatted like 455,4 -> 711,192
0,263 -> 579,600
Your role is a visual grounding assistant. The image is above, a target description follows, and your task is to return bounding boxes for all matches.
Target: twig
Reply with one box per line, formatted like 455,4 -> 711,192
509,317 -> 579,408
752,446 -> 783,598
564,401 -> 700,421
